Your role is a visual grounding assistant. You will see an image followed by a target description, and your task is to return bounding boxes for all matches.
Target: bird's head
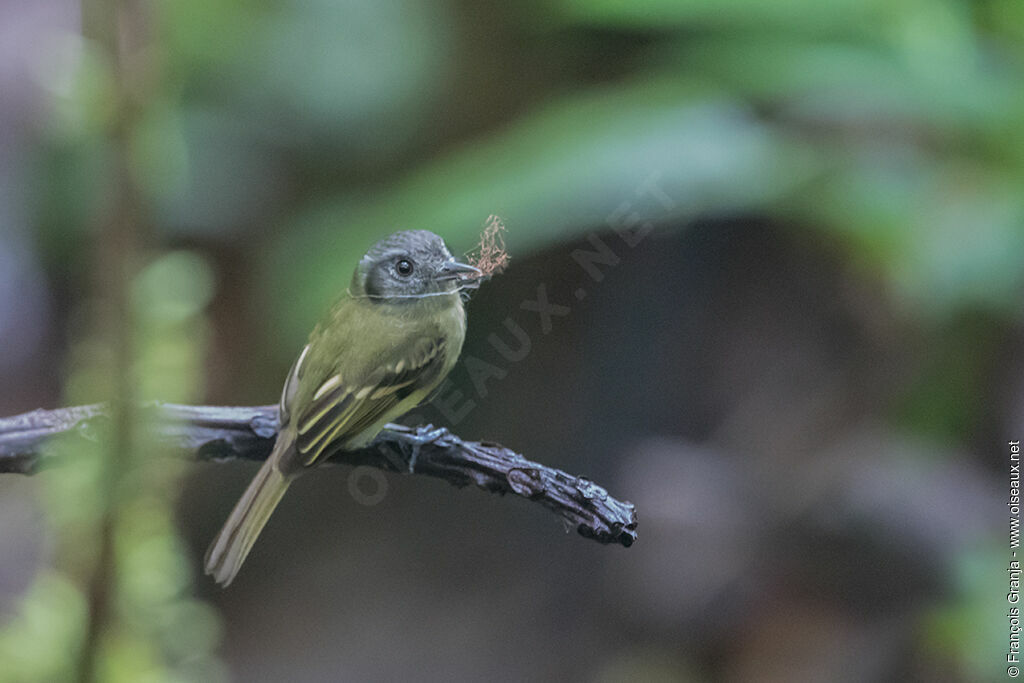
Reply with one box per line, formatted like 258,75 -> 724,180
350,230 -> 483,302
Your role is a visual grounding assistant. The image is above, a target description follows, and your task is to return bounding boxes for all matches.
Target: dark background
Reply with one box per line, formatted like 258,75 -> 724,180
0,0 -> 1022,681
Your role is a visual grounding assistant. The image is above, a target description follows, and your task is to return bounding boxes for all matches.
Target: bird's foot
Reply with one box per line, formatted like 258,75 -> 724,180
385,424 -> 450,473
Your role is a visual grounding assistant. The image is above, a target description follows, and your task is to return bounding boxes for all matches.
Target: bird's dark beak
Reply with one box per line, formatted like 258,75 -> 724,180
438,260 -> 483,285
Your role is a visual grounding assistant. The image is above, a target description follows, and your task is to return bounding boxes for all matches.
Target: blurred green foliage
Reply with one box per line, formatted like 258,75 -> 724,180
0,253 -> 223,682
31,0 -> 1024,331
10,0 -> 1024,679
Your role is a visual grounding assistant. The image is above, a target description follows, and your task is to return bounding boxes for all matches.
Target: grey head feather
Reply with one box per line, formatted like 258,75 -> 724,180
350,230 -> 459,301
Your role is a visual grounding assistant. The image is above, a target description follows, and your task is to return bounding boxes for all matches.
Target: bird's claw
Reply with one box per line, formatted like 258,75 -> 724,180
389,424 -> 450,473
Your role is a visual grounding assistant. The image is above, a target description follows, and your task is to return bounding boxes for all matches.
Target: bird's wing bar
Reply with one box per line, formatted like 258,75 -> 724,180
278,344 -> 310,425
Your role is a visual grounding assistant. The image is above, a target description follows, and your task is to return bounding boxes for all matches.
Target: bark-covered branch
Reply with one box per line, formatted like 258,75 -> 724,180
0,404 -> 638,547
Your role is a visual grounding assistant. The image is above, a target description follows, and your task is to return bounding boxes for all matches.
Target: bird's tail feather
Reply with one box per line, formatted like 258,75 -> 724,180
204,444 -> 293,587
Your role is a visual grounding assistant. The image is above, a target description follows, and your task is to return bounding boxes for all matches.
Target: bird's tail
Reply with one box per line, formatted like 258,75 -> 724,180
204,440 -> 294,587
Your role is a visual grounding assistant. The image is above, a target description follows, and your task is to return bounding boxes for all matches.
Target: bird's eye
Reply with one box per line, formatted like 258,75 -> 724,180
395,259 -> 414,276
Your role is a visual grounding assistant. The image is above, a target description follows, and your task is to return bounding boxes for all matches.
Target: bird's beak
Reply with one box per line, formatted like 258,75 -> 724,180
438,260 -> 483,286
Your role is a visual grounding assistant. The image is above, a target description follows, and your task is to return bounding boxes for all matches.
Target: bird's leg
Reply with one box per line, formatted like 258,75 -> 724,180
381,424 -> 451,473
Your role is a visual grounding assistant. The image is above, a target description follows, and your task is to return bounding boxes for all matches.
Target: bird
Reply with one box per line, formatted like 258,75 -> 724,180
205,230 -> 482,586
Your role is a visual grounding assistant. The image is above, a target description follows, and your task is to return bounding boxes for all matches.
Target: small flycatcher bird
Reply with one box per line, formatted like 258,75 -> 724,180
205,230 -> 482,586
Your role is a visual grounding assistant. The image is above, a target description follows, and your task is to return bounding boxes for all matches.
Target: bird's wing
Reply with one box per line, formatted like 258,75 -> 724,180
293,336 -> 449,466
279,343 -> 310,426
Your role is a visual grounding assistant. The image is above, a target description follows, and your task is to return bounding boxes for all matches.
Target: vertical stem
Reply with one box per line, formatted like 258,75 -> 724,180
78,0 -> 147,680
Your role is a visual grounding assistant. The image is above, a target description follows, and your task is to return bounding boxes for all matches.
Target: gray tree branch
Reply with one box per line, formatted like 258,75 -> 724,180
0,403 -> 638,547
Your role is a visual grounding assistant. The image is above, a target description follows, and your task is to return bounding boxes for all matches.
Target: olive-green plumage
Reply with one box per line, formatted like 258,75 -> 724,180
205,230 -> 481,586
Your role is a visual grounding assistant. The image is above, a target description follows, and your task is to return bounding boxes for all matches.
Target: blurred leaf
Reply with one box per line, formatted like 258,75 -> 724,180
922,543 -> 1010,682
553,0 -> 886,33
893,312 -> 1005,439
668,35 -> 1024,134
266,75 -> 817,342
0,573 -> 87,683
